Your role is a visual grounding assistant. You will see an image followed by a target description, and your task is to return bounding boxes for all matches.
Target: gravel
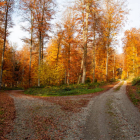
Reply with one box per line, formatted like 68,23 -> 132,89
84,81 -> 140,140
5,91 -> 89,140
5,81 -> 140,140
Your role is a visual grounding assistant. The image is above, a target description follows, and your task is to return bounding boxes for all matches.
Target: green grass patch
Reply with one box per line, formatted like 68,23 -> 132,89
25,87 -> 104,96
114,82 -> 124,91
0,107 -> 4,115
127,86 -> 140,105
0,111 -> 4,115
132,77 -> 140,86
0,108 -> 5,126
24,82 -> 106,96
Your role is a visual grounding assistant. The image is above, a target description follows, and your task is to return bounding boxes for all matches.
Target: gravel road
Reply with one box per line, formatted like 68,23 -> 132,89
5,91 -> 87,140
5,81 -> 140,140
84,81 -> 140,140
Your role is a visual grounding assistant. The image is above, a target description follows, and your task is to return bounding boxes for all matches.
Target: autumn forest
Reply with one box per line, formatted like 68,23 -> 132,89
0,0 -> 137,89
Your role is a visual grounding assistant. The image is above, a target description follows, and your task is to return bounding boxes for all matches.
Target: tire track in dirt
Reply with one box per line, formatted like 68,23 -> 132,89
84,81 -> 140,140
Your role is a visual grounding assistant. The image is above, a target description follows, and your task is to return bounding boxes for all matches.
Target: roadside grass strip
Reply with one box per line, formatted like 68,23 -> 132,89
25,86 -> 104,97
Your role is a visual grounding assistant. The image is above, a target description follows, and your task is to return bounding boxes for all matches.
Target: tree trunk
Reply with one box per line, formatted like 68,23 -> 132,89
67,43 -> 70,85
41,37 -> 44,60
38,31 -> 41,87
93,43 -> 96,82
12,50 -> 15,88
56,38 -> 61,62
106,45 -> 109,81
29,11 -> 33,87
113,54 -> 115,80
0,3 -> 8,89
77,58 -> 83,84
65,70 -> 67,84
82,2 -> 90,84
92,6 -> 97,83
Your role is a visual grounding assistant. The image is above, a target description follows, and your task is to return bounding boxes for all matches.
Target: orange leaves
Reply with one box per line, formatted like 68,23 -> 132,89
123,28 -> 140,78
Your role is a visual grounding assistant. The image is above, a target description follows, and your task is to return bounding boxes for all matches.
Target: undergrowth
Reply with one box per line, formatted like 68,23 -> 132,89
132,77 -> 140,86
127,77 -> 140,105
24,81 -> 113,96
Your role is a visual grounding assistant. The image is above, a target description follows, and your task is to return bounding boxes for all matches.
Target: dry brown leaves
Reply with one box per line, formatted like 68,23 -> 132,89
33,116 -> 68,140
0,82 -> 117,140
126,83 -> 140,111
0,91 -> 15,140
36,82 -> 119,113
32,82 -> 118,139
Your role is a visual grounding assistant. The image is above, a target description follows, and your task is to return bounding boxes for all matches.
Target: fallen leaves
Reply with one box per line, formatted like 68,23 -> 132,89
126,83 -> 140,110
0,91 -> 15,140
0,82 -> 118,139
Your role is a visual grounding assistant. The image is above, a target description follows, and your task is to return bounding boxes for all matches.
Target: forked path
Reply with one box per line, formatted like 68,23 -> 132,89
84,81 -> 140,140
5,82 -> 140,140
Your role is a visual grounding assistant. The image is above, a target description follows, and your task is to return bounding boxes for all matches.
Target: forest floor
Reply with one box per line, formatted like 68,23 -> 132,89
1,81 -> 140,139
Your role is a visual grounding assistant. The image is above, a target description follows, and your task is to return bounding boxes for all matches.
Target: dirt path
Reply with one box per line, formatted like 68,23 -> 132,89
5,91 -> 87,140
84,81 -> 140,140
5,82 -> 140,140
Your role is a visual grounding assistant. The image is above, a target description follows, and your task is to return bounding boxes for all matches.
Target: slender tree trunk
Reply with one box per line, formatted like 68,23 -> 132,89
77,58 -> 83,84
93,43 -> 96,82
106,45 -> 109,81
105,0 -> 111,82
93,13 -> 96,83
82,2 -> 90,84
113,54 -> 115,80
12,50 -> 15,88
65,70 -> 67,84
67,43 -> 70,85
38,31 -> 41,87
41,37 -> 44,60
0,4 -> 8,89
56,38 -> 61,62
29,45 -> 32,87
92,6 -> 97,83
29,11 -> 33,87
78,3 -> 85,84
22,59 -> 25,87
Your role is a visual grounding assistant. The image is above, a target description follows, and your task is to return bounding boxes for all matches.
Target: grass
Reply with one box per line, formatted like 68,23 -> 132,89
127,77 -> 140,105
24,82 -> 109,96
127,87 -> 140,105
0,108 -> 5,131
0,110 -> 4,115
114,81 -> 124,91
132,77 -> 140,86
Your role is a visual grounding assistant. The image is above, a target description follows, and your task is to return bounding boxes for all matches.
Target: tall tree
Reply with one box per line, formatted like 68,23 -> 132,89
0,0 -> 14,88
20,0 -> 35,87
34,0 -> 55,87
103,0 -> 127,81
81,0 -> 91,83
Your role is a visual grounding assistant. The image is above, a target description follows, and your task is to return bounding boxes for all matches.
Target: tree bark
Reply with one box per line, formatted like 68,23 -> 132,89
67,43 -> 71,85
38,31 -> 41,87
29,11 -> 33,87
82,2 -> 90,84
106,45 -> 109,81
113,54 -> 115,80
93,11 -> 96,83
77,58 -> 83,84
0,2 -> 8,89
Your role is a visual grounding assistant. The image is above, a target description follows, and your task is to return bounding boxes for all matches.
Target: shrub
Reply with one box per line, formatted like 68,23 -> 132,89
132,77 -> 140,86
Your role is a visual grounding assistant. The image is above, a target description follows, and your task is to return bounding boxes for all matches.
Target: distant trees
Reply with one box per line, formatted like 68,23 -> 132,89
0,0 -> 129,88
123,28 -> 140,78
